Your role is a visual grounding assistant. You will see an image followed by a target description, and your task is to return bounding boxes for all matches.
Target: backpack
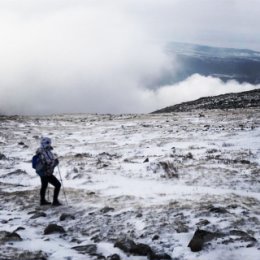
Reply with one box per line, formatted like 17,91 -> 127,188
32,154 -> 45,176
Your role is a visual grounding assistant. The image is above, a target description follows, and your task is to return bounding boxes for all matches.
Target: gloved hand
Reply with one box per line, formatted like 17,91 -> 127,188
54,158 -> 59,167
45,164 -> 54,175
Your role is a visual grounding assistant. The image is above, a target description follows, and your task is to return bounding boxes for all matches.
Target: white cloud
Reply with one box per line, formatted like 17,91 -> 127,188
150,74 -> 259,112
0,1 -> 172,114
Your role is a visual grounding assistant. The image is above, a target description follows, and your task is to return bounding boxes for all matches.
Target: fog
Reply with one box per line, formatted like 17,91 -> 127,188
0,0 -> 259,115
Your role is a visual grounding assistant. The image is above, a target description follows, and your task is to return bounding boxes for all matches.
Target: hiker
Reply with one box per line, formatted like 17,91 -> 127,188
36,137 -> 62,206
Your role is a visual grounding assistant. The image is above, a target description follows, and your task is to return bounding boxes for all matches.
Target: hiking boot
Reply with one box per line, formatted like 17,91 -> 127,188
40,200 -> 51,206
52,200 -> 62,206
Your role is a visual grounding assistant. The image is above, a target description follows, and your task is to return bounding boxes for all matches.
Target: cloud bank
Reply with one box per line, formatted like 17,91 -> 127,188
0,0 -> 259,115
151,75 -> 259,112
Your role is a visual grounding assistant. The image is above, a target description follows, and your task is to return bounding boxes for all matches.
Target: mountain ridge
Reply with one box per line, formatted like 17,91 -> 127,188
152,88 -> 260,113
150,42 -> 260,88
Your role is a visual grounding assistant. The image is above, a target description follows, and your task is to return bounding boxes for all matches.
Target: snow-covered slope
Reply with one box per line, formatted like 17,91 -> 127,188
0,109 -> 259,260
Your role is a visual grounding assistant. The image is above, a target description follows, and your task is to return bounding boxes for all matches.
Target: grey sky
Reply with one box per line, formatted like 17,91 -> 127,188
0,0 -> 259,114
126,0 -> 260,51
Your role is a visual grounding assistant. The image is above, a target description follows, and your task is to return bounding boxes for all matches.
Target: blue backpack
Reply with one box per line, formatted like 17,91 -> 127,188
32,154 -> 45,176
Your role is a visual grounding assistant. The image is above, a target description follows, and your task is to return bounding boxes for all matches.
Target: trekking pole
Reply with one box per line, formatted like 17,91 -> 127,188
57,165 -> 68,205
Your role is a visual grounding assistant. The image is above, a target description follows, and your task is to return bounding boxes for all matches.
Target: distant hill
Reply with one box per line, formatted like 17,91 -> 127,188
152,88 -> 260,113
149,43 -> 260,89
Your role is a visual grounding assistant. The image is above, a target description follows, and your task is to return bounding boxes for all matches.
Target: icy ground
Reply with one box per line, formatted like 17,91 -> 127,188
0,109 -> 259,260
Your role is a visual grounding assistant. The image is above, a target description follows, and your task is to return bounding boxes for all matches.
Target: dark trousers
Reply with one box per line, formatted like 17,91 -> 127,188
40,175 -> 61,202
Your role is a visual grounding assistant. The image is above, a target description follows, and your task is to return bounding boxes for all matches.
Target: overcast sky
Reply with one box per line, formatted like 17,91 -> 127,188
0,0 -> 259,115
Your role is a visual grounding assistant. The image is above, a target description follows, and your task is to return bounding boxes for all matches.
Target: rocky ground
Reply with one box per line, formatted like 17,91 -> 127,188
0,108 -> 259,260
152,88 -> 260,113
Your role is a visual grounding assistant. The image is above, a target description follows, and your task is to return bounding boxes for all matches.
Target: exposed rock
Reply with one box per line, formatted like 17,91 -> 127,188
60,213 -> 75,221
188,229 -> 223,252
240,160 -> 250,164
30,212 -> 47,219
72,244 -> 97,255
0,153 -> 7,160
74,153 -> 92,158
152,235 -> 160,241
13,227 -> 25,232
209,206 -> 229,214
188,236 -> 204,252
230,230 -> 257,243
196,219 -> 210,227
141,124 -> 151,128
148,253 -> 172,260
44,224 -> 65,235
17,250 -> 48,260
1,169 -> 28,178
107,254 -> 121,260
0,231 -> 22,244
73,167 -> 79,173
171,147 -> 176,153
143,158 -> 149,163
114,238 -> 136,254
97,158 -> 110,169
87,191 -> 96,196
98,152 -> 121,160
159,161 -> 178,178
130,243 -> 153,256
114,238 -> 154,256
221,230 -> 257,247
185,152 -> 193,159
0,248 -> 47,260
174,221 -> 189,233
91,234 -> 101,243
100,207 -> 115,214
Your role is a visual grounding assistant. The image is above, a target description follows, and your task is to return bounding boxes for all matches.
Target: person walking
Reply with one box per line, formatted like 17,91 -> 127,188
36,137 -> 62,206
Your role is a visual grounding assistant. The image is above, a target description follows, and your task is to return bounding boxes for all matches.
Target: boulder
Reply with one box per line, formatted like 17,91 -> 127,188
188,229 -> 222,252
72,244 -> 98,256
114,238 -> 136,254
60,213 -> 75,221
114,238 -> 154,256
130,243 -> 153,256
0,231 -> 22,244
188,236 -> 204,252
44,224 -> 65,235
107,254 -> 121,260
17,250 -> 48,260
